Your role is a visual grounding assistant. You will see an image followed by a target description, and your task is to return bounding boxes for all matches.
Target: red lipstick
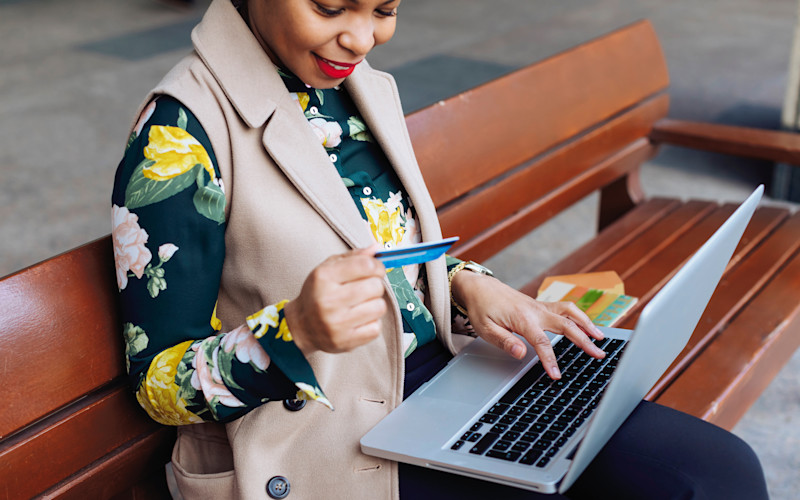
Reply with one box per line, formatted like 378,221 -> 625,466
315,55 -> 360,79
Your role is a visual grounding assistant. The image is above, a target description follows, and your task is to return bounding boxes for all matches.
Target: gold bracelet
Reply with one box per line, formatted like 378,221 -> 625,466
448,261 -> 495,316
448,261 -> 471,316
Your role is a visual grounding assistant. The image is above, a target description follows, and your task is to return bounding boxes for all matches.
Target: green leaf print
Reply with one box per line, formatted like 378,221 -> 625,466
315,89 -> 325,106
216,342 -> 246,391
146,275 -> 167,298
123,322 -> 148,373
304,110 -> 334,120
388,273 -> 433,324
348,116 -> 373,142
125,160 -> 201,210
126,131 -> 137,151
177,108 -> 188,130
193,181 -> 226,224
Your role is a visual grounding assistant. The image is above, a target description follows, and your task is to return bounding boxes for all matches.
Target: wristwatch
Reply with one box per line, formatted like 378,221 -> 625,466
462,260 -> 494,277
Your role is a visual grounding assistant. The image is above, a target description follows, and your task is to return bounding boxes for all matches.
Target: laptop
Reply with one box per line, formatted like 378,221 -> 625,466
361,185 -> 763,494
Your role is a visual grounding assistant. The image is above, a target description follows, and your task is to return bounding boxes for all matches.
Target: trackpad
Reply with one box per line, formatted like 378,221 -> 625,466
418,354 -> 522,405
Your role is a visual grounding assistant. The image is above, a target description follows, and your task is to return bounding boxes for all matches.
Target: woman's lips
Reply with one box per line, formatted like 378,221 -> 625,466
315,55 -> 360,79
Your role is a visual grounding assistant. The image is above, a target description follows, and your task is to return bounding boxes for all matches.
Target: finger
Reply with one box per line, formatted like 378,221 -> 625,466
475,322 -> 528,360
548,314 -> 605,360
345,295 -> 388,326
338,276 -> 386,306
352,243 -> 383,257
554,302 -> 605,340
511,319 -> 562,379
320,252 -> 385,284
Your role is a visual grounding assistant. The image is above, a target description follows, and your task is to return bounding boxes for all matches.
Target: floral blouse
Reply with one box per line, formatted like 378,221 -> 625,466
112,69 -> 471,426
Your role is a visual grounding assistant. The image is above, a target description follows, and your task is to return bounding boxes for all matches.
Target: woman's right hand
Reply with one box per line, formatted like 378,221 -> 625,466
283,244 -> 388,355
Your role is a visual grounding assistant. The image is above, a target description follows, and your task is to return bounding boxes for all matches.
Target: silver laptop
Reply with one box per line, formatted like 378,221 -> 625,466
361,185 -> 763,494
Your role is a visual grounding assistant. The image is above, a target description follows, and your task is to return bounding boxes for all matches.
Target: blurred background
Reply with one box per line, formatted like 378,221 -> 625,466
1,0 -> 797,497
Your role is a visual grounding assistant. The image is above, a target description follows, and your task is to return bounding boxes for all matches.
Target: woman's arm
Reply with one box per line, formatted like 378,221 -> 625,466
113,97 -> 329,425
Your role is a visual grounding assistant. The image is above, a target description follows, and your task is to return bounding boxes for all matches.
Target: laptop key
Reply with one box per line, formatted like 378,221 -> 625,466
500,415 -> 517,425
536,456 -> 551,468
470,432 -> 500,455
507,405 -> 524,416
470,422 -> 482,432
491,423 -> 509,433
532,439 -> 552,450
511,422 -> 529,433
520,448 -> 543,465
492,440 -> 512,451
488,403 -> 509,415
486,450 -> 522,462
479,413 -> 499,424
451,440 -> 465,450
498,364 -> 545,404
512,441 -> 530,452
519,432 -> 539,443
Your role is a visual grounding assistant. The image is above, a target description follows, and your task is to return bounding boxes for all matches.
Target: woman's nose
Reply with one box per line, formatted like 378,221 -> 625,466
339,19 -> 375,56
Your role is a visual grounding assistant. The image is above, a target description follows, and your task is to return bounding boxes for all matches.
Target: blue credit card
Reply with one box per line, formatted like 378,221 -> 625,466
374,236 -> 459,268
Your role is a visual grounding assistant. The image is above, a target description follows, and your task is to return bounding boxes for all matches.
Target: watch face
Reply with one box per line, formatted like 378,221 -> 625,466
465,262 -> 493,276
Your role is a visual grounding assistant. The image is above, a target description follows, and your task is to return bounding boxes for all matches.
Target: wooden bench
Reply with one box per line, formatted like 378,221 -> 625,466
2,19 -> 799,499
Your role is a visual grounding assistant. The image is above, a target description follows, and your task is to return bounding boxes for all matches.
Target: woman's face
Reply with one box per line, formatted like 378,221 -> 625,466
249,0 -> 401,88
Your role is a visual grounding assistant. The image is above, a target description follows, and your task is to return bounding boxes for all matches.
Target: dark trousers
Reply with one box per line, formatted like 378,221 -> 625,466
400,341 -> 768,500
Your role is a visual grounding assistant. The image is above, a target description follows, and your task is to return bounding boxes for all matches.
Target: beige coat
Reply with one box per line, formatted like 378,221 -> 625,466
133,1 -> 457,498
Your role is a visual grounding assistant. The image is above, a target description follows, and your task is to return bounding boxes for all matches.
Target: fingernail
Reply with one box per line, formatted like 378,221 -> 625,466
551,365 -> 562,379
511,344 -> 524,358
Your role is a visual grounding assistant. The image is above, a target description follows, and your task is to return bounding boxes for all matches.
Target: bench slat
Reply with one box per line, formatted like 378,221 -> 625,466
0,237 -> 124,439
42,428 -> 173,500
438,95 -> 668,256
646,206 -> 795,400
0,385 -> 163,499
520,197 -> 682,297
409,20 -> 669,208
655,225 -> 800,428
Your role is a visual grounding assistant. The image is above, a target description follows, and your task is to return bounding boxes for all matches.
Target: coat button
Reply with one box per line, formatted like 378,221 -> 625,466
267,475 -> 290,498
283,399 -> 306,411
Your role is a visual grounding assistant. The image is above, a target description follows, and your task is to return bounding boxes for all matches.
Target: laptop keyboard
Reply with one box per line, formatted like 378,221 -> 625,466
450,337 -> 627,468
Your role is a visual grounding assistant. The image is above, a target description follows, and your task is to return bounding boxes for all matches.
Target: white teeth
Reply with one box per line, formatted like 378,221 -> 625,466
323,59 -> 349,70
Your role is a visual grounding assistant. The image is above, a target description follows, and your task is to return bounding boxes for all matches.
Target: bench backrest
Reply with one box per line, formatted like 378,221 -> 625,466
409,19 -> 669,262
0,237 -> 174,499
0,19 -> 667,499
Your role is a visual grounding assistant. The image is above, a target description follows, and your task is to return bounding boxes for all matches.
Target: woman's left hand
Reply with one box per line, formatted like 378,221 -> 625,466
451,270 -> 606,380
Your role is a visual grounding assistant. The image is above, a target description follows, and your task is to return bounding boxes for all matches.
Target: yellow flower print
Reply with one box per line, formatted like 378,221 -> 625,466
142,125 -> 216,182
295,382 -> 333,410
275,318 -> 292,342
210,302 -> 222,332
136,340 -> 203,425
292,92 -> 310,112
361,198 -> 406,247
246,300 -> 288,339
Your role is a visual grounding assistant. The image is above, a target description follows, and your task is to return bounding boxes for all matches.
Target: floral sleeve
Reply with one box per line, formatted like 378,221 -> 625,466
112,96 -> 330,426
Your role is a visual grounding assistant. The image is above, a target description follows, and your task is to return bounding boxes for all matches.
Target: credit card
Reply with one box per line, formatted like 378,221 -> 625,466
374,236 -> 459,268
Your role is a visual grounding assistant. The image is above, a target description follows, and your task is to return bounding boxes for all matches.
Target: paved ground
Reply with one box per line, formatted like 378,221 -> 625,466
1,0 -> 798,497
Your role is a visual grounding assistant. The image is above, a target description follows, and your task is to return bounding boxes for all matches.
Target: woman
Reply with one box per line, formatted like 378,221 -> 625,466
112,0 -> 768,498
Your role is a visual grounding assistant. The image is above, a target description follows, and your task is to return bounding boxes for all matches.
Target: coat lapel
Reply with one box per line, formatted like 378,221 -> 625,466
346,66 -> 448,336
193,0 -> 373,249
263,94 -> 375,249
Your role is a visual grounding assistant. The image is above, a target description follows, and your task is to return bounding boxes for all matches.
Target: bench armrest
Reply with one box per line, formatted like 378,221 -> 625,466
650,118 -> 800,165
